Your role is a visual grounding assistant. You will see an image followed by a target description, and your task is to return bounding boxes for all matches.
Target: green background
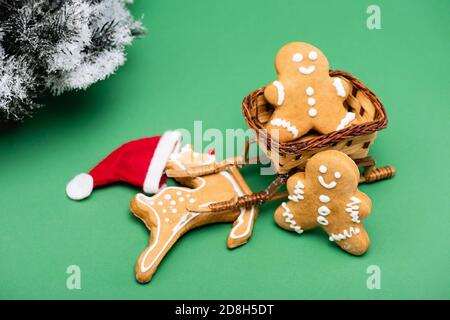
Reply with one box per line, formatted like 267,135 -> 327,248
1,0 -> 449,299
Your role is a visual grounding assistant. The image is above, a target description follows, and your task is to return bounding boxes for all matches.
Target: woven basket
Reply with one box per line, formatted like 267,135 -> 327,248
242,70 -> 388,174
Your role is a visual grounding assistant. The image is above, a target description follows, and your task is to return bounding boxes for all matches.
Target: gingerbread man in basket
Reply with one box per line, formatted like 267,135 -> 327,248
130,145 -> 259,283
264,42 -> 356,142
274,150 -> 372,255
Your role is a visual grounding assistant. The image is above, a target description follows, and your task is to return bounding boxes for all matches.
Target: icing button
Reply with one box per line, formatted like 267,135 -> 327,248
308,108 -> 317,117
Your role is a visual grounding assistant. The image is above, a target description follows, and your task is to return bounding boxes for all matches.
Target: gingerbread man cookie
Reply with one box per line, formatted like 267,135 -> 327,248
130,145 -> 258,283
274,150 -> 372,255
264,42 -> 355,142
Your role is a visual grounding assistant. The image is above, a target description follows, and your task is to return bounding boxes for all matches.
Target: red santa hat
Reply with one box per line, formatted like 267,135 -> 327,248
66,130 -> 182,200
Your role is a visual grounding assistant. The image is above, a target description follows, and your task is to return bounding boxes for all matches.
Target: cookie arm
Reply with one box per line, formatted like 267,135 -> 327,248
274,173 -> 317,233
331,77 -> 351,100
354,190 -> 372,219
264,80 -> 285,107
286,172 -> 305,195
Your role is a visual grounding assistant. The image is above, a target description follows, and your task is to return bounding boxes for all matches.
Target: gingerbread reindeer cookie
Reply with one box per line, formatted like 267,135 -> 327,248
274,150 -> 372,255
264,42 -> 355,142
130,145 -> 258,283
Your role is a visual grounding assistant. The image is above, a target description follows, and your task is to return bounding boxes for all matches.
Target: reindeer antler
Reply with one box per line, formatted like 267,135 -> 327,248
165,156 -> 261,178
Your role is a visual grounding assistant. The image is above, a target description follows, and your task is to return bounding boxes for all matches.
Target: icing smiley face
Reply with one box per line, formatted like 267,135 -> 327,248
317,165 -> 341,189
263,42 -> 354,143
275,42 -> 329,78
308,151 -> 359,194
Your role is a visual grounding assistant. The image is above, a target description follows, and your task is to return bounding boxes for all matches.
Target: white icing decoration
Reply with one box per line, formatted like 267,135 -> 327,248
319,195 -> 330,203
220,171 -> 256,240
171,208 -> 177,214
176,191 -> 182,196
170,200 -> 176,206
329,227 -> 360,242
179,197 -> 184,202
308,51 -> 318,60
189,198 -> 196,203
292,53 -> 303,62
336,112 -> 356,131
307,97 -> 316,106
318,175 -> 337,189
273,81 -> 285,106
281,202 -> 303,234
332,77 -> 346,97
308,108 -> 317,117
299,66 -> 316,75
319,165 -> 328,174
158,201 -> 163,206
169,144 -> 216,170
318,205 -> 331,216
269,118 -> 299,138
136,194 -> 201,273
162,209 -> 167,213
186,194 -> 191,198
306,86 -> 314,96
288,180 -> 305,202
295,180 -> 304,188
316,215 -> 329,226
164,194 -> 171,200
334,172 -> 342,179
346,196 -> 362,223
165,218 -> 170,223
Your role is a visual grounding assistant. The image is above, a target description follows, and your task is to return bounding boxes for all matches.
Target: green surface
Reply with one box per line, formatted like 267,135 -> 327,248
1,0 -> 449,299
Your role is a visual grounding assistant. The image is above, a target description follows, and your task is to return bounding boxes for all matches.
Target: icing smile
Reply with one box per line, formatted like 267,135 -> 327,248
299,65 -> 316,75
318,175 -> 337,189
317,165 -> 341,189
269,118 -> 299,138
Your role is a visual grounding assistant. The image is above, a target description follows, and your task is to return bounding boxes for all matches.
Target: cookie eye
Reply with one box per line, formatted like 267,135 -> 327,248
292,53 -> 303,62
319,165 -> 327,174
308,51 -> 318,61
334,171 -> 341,179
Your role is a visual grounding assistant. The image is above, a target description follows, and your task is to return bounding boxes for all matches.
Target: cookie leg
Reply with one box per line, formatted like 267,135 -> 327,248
266,109 -> 311,142
227,206 -> 259,249
130,194 -> 197,283
274,201 -> 317,234
326,224 -> 370,256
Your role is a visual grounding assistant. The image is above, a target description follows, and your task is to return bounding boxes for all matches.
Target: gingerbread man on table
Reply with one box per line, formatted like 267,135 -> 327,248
130,145 -> 258,283
264,42 -> 355,142
274,150 -> 372,255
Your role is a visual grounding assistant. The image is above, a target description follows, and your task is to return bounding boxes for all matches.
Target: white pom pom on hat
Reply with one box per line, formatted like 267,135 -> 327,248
66,173 -> 94,200
66,131 -> 182,201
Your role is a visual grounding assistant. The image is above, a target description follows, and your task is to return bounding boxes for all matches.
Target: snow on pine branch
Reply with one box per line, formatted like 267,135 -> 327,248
0,0 -> 145,122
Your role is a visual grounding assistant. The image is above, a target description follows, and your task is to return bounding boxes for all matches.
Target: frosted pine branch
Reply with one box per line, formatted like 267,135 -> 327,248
0,0 -> 145,122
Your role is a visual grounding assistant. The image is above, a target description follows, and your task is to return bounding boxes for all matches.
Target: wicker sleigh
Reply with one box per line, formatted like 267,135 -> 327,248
242,70 -> 394,183
167,70 -> 395,212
